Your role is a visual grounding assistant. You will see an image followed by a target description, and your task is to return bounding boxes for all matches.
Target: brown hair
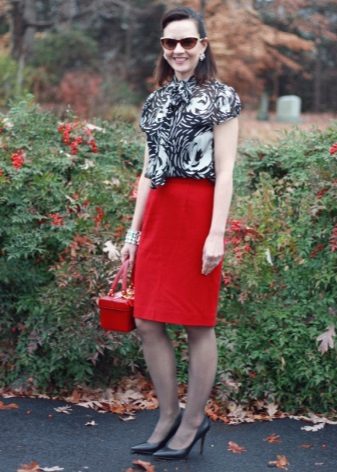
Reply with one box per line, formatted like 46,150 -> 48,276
154,7 -> 217,86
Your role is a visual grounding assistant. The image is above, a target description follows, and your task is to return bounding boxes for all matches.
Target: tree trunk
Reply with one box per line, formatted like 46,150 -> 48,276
272,68 -> 280,110
9,0 -> 37,58
16,51 -> 25,94
9,0 -> 25,60
313,43 -> 322,113
200,0 -> 206,17
123,1 -> 132,80
8,0 -> 31,93
22,0 -> 36,55
58,0 -> 78,30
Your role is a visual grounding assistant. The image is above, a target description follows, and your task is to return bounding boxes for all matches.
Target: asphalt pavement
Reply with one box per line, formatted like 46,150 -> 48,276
1,397 -> 337,472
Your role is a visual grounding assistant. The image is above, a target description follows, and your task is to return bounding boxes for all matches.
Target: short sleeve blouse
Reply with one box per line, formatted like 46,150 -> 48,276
140,76 -> 241,189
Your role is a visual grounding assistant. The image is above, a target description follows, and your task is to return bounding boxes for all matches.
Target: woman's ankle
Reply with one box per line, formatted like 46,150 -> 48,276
158,406 -> 181,422
180,411 -> 205,429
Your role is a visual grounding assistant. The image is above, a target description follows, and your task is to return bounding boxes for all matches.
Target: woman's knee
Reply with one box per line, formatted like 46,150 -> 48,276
185,325 -> 215,342
135,318 -> 166,339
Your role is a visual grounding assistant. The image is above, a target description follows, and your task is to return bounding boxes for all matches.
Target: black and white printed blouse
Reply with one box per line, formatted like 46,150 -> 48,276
140,75 -> 241,189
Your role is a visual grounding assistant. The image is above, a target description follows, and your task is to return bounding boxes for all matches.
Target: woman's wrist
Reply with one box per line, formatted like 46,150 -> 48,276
125,228 -> 141,245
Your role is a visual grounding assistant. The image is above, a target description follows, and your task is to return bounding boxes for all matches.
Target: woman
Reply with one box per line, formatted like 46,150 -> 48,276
121,6 -> 241,461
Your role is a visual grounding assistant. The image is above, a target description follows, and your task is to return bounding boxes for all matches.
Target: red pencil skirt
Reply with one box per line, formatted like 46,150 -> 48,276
134,178 -> 222,327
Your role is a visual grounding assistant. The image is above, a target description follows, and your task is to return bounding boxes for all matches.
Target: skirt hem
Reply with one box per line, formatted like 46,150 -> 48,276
134,312 -> 217,327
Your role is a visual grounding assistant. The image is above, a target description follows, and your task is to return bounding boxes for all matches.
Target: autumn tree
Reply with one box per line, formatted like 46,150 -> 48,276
165,0 -> 315,107
254,0 -> 337,111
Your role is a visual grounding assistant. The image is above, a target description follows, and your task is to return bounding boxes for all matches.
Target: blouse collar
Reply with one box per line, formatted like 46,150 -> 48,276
166,75 -> 197,107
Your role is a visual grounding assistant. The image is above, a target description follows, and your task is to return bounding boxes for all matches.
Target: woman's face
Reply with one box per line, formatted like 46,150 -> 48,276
161,19 -> 208,81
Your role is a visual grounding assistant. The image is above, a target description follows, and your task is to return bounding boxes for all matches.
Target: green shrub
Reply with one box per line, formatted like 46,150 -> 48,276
1,96 -> 337,413
0,96 -> 143,390
216,123 -> 337,412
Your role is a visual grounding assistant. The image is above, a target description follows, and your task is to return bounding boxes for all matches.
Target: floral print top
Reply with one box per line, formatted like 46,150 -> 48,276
140,75 -> 241,189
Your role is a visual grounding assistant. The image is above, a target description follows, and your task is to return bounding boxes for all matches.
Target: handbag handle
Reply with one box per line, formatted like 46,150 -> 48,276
108,260 -> 133,296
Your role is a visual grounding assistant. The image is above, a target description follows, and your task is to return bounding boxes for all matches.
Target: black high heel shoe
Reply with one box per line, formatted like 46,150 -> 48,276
131,409 -> 183,455
153,416 -> 211,461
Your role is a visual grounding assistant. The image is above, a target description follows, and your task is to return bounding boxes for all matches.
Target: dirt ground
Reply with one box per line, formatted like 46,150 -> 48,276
239,110 -> 336,145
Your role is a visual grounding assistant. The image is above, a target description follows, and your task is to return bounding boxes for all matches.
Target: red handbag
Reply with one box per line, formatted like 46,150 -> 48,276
98,260 -> 135,332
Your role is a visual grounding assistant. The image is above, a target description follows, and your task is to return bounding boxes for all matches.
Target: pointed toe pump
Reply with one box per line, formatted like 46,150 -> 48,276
153,415 -> 211,461
131,409 -> 183,455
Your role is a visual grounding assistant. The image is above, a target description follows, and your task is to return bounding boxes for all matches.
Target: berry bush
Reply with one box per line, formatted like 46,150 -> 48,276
0,97 -> 143,391
215,124 -> 337,412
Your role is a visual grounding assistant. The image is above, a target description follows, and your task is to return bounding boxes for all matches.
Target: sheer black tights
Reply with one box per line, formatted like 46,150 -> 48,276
136,319 -> 217,447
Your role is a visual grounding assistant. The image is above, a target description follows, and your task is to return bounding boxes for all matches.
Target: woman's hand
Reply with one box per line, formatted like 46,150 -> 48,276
121,242 -> 138,270
202,232 -> 224,275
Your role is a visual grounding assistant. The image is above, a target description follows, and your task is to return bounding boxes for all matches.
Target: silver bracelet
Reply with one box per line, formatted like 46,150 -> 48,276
125,229 -> 141,245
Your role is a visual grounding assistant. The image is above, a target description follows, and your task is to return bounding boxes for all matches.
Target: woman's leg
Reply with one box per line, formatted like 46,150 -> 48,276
168,326 -> 217,449
135,318 -> 180,443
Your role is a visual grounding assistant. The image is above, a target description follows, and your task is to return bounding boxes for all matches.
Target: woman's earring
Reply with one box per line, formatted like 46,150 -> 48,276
199,52 -> 206,62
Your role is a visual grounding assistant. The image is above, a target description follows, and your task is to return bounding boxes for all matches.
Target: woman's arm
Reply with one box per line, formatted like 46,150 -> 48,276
201,117 -> 239,275
121,143 -> 151,266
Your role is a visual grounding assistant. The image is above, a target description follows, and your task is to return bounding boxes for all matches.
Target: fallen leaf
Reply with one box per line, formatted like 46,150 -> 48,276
102,240 -> 120,261
0,400 -> 19,410
268,454 -> 289,470
66,389 -> 82,403
227,441 -> 247,453
0,392 -> 17,398
40,467 -> 64,471
77,400 -> 104,409
299,444 -> 313,448
119,414 -> 136,422
132,459 -> 155,471
17,461 -> 41,472
264,433 -> 281,444
53,406 -> 72,414
316,325 -> 335,354
85,420 -> 97,426
266,403 -> 279,417
301,423 -> 325,432
227,403 -> 249,423
290,412 -> 337,425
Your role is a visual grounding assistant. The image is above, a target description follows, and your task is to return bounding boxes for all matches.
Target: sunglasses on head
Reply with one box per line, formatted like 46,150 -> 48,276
160,37 -> 202,50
